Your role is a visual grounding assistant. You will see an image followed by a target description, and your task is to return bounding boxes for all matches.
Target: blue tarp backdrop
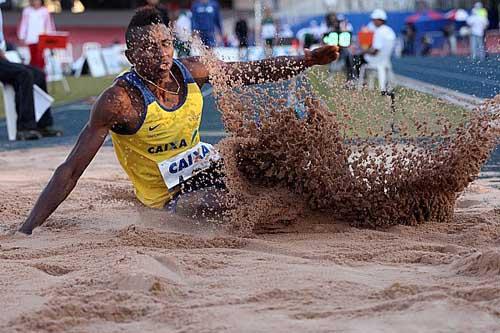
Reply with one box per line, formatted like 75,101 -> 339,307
288,11 -> 414,35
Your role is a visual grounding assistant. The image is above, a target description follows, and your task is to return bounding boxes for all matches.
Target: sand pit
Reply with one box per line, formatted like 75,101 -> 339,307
1,146 -> 499,332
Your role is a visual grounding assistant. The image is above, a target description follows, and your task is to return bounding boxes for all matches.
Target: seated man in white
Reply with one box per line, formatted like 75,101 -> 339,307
360,9 -> 396,92
0,7 -> 61,140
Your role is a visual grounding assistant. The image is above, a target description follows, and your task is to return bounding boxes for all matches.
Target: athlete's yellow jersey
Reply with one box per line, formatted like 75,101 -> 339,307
110,59 -> 205,209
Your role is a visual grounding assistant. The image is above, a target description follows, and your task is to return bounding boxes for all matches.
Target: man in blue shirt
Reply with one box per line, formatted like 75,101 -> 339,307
191,0 -> 223,47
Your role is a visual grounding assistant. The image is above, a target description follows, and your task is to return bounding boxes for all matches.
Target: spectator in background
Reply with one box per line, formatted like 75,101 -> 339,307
279,24 -> 294,39
326,12 -> 340,32
442,22 -> 457,55
325,13 -> 355,82
0,2 -> 5,53
261,7 -> 276,58
60,0 -> 73,10
173,8 -> 192,57
420,34 -> 432,56
191,0 -> 223,47
362,10 -> 396,67
235,14 -> 248,60
18,0 -> 55,70
338,14 -> 353,33
353,9 -> 396,91
337,14 -> 354,81
467,2 -> 489,60
401,22 -> 416,56
309,20 -> 325,43
0,7 -> 61,140
139,0 -> 170,25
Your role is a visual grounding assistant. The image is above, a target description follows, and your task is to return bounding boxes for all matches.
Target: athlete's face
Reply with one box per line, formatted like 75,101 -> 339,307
128,24 -> 174,81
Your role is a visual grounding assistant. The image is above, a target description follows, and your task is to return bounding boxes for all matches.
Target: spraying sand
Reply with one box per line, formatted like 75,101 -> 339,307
195,43 -> 499,234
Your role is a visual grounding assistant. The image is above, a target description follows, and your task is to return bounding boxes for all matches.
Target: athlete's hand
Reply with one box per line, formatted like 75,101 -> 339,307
305,45 -> 340,66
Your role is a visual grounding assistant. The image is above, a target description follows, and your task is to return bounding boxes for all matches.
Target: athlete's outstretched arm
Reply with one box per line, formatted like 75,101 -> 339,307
182,45 -> 339,87
19,88 -> 124,235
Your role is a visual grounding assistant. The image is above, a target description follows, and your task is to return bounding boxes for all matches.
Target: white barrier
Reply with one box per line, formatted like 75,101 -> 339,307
74,43 -> 130,78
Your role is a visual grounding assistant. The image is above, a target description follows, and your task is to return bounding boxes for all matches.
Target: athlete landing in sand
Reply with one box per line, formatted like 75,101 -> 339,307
19,7 -> 339,235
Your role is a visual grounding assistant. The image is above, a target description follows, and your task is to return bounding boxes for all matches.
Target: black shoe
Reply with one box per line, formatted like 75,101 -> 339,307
38,127 -> 63,137
16,130 -> 43,141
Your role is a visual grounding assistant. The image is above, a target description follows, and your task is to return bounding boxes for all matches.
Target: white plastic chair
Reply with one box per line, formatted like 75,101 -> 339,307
73,42 -> 107,78
82,42 -> 102,55
44,48 -> 71,92
1,51 -> 54,141
51,42 -> 74,75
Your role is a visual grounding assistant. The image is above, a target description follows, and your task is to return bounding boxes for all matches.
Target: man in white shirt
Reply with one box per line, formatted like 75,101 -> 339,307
363,9 -> 396,68
467,2 -> 489,60
351,9 -> 396,93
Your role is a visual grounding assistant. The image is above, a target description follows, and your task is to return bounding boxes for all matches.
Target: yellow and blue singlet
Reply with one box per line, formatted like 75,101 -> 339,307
110,59 -> 204,209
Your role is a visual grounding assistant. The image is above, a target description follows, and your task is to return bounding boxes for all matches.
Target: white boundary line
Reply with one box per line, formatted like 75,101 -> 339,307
394,74 -> 485,110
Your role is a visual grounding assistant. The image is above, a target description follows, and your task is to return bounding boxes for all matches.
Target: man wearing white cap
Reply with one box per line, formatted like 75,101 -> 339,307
467,2 -> 489,60
354,9 -> 396,92
363,9 -> 396,69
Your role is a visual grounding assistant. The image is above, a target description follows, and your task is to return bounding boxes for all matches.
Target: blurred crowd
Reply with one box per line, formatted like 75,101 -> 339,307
2,0 -> 497,62
401,2 -> 491,60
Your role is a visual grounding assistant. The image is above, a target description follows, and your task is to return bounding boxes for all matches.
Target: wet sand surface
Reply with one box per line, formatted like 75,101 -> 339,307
1,146 -> 499,333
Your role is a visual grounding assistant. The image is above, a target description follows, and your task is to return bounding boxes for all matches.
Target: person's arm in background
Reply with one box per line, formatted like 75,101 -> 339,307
45,6 -> 55,33
182,45 -> 339,87
17,7 -> 29,44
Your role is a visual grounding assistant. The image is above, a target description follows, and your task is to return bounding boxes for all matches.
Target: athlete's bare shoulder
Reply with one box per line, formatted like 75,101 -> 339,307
90,79 -> 143,128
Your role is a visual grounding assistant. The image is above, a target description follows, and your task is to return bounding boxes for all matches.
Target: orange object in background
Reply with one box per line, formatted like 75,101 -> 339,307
38,32 -> 69,50
358,30 -> 374,49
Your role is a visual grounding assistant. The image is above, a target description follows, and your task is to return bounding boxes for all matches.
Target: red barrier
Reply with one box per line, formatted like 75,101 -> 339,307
39,32 -> 69,50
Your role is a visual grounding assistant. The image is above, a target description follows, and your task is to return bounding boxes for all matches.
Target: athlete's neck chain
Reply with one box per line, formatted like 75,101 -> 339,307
133,67 -> 181,96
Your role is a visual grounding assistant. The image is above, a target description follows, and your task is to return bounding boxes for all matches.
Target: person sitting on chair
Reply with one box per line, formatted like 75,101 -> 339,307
0,7 -> 62,140
353,9 -> 396,92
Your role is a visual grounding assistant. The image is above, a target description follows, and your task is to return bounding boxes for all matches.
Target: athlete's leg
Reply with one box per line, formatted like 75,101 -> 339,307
180,160 -> 226,194
165,161 -> 226,215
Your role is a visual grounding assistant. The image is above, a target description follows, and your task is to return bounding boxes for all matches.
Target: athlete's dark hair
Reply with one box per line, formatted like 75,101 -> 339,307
126,7 -> 164,48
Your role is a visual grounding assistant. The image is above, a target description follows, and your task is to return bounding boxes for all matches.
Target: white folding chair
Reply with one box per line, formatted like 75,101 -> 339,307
44,48 -> 71,92
51,42 -> 74,75
82,42 -> 102,55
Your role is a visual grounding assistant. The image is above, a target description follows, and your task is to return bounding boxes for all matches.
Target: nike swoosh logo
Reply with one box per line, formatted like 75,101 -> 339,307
149,124 -> 161,131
